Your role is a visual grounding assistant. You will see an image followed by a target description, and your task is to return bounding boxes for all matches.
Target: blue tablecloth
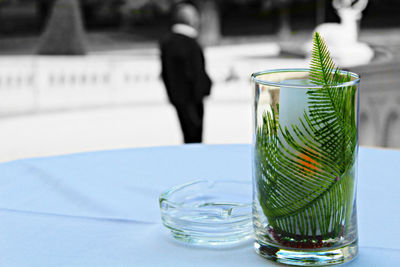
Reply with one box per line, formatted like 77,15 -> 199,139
1,145 -> 399,266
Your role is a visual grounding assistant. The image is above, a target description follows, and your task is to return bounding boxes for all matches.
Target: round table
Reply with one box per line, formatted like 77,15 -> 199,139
0,144 -> 399,266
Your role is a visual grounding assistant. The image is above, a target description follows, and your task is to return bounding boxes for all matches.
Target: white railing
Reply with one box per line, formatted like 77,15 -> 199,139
0,43 -> 284,116
0,43 -> 398,148
0,57 -> 167,115
359,87 -> 400,148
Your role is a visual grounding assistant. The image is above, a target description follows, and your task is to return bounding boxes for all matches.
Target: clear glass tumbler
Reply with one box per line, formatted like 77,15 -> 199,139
251,69 -> 359,266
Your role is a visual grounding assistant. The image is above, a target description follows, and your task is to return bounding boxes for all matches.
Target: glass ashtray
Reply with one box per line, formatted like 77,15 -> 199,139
159,179 -> 253,246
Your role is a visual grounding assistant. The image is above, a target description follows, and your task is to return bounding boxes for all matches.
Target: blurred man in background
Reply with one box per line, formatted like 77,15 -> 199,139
160,2 -> 212,143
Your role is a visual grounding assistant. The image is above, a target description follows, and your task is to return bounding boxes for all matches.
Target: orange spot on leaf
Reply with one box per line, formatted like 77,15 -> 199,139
298,151 -> 319,175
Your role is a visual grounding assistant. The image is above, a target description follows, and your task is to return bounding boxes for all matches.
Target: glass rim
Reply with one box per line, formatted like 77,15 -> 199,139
159,179 -> 252,211
251,68 -> 360,89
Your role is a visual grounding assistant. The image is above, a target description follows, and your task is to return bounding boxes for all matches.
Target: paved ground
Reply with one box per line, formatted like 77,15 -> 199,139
0,100 -> 254,162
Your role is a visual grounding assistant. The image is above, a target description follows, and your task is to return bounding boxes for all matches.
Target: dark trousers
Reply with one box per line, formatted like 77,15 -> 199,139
175,102 -> 204,143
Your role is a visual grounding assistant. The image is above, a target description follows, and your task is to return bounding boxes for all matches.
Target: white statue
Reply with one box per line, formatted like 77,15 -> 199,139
304,0 -> 374,67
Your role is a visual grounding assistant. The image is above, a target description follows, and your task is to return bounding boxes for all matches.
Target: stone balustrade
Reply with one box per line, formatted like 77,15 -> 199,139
0,47 -> 398,148
0,57 -> 167,115
353,61 -> 400,148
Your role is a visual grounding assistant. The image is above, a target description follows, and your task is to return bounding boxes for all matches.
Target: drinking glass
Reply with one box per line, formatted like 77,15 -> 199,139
252,69 -> 359,266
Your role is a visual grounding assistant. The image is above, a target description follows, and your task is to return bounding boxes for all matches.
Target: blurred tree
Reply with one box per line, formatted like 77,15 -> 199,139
120,0 -> 222,45
119,0 -> 169,29
274,0 -> 291,39
36,0 -> 54,27
36,0 -> 124,28
316,0 -> 326,25
197,0 -> 221,46
37,0 -> 87,55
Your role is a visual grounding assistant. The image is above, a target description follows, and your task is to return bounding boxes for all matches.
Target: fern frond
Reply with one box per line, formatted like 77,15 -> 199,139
255,31 -> 358,244
309,32 -> 338,86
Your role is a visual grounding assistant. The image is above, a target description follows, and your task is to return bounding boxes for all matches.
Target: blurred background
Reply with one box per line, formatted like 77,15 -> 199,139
0,0 -> 399,162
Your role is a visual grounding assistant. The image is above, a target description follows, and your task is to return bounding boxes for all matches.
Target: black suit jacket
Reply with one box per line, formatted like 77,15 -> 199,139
160,33 -> 212,107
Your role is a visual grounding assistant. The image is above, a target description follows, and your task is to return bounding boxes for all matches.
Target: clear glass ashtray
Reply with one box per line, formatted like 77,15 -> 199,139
159,179 -> 253,246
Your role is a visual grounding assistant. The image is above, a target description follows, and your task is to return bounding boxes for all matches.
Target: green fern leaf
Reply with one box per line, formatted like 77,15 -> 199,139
256,32 -> 358,243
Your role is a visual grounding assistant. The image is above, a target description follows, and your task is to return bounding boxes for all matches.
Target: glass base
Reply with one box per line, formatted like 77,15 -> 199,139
254,239 -> 358,266
169,228 -> 252,247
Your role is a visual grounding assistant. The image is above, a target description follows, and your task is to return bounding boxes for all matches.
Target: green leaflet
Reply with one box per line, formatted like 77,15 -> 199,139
255,32 -> 358,239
